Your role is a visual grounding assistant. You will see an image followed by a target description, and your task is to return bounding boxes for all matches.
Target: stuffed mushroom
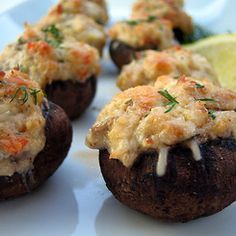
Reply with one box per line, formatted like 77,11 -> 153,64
0,70 -> 72,200
131,0 -> 193,43
36,11 -> 106,55
117,47 -> 218,90
86,75 -> 236,222
109,18 -> 175,69
0,25 -> 100,119
48,0 -> 109,25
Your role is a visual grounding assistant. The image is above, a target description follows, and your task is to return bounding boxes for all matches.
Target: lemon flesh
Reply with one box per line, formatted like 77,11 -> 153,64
185,34 -> 236,91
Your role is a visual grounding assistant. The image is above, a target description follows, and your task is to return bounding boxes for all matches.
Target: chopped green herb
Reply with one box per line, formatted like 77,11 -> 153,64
158,89 -> 179,113
125,20 -> 139,26
195,83 -> 205,89
10,86 -> 28,104
10,86 -> 41,105
208,110 -> 216,120
125,16 -> 157,26
147,16 -> 157,22
42,24 -> 63,47
29,88 -> 41,105
125,99 -> 134,106
195,98 -> 217,104
18,64 -> 27,73
18,37 -> 26,44
173,76 -> 180,80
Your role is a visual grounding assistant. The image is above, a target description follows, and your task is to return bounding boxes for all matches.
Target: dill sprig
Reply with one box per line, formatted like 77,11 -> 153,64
18,37 -> 26,44
158,89 -> 179,113
125,16 -> 158,26
195,98 -> 218,119
195,98 -> 218,104
42,24 -> 63,47
10,86 -> 41,105
195,83 -> 204,89
208,110 -> 216,120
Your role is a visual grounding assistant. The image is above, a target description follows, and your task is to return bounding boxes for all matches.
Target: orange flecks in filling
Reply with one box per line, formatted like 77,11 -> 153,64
0,133 -> 28,156
156,58 -> 173,74
7,76 -> 32,87
55,3 -> 63,14
0,71 -> 6,80
27,41 -> 52,56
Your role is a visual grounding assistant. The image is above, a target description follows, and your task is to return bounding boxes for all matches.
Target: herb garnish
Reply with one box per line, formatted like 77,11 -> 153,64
18,37 -> 26,44
158,90 -> 179,113
147,16 -> 157,22
125,20 -> 139,26
17,64 -> 27,73
173,76 -> 180,80
208,110 -> 216,120
42,24 -> 63,47
125,99 -> 134,106
125,15 -> 157,26
195,83 -> 204,89
195,98 -> 217,104
10,86 -> 41,105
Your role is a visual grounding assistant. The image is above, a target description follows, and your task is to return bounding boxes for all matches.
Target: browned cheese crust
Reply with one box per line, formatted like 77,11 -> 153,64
0,102 -> 72,200
45,76 -> 96,120
99,139 -> 236,222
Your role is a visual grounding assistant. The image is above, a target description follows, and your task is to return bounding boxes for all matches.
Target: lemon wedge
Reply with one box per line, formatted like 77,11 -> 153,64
185,34 -> 236,91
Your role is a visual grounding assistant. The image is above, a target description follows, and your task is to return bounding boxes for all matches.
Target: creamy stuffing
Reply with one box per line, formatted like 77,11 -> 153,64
52,0 -> 108,25
36,11 -> 106,54
118,47 -> 218,90
0,70 -> 46,176
109,18 -> 174,49
131,0 -> 193,35
87,76 -> 236,167
0,25 -> 100,89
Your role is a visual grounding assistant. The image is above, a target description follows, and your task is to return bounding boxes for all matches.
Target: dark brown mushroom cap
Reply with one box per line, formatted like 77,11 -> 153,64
0,101 -> 72,200
99,138 -> 236,222
109,40 -> 157,70
45,76 -> 96,120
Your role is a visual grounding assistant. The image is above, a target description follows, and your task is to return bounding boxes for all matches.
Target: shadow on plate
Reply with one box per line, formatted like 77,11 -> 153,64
0,168 -> 79,236
95,196 -> 236,236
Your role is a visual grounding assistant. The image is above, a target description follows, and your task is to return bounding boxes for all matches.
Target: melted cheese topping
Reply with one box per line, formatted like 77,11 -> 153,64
53,0 -> 108,25
118,47 -> 218,90
131,0 -> 193,34
0,25 -> 100,89
185,139 -> 202,161
0,70 -> 46,176
86,76 -> 236,168
109,19 -> 174,49
36,12 -> 106,54
156,146 -> 169,176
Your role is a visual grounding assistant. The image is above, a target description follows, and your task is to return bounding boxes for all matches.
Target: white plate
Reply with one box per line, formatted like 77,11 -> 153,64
0,0 -> 235,235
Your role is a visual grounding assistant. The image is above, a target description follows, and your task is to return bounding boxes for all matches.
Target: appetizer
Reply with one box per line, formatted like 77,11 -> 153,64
109,18 -> 175,69
117,47 -> 218,90
36,13 -> 106,55
0,25 -> 100,119
86,75 -> 236,222
131,0 -> 193,43
0,70 -> 72,200
48,0 -> 108,25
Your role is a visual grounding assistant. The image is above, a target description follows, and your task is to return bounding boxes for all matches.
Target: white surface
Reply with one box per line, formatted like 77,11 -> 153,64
0,0 -> 235,236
